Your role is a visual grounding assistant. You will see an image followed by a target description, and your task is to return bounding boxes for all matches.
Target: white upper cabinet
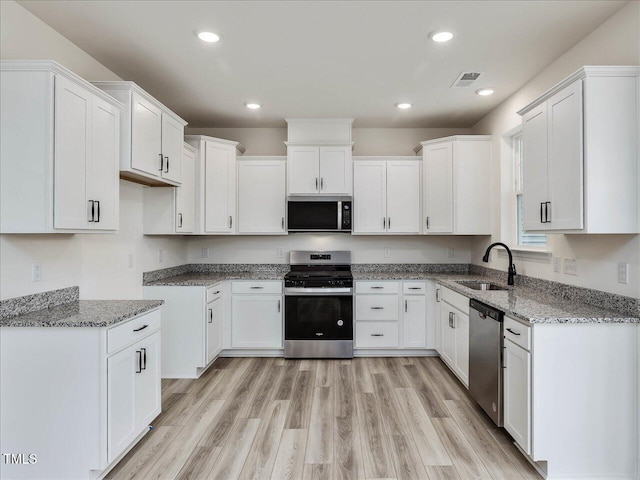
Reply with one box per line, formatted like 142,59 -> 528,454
143,142 -> 196,234
353,158 -> 421,234
0,60 -> 121,233
286,118 -> 353,196
93,81 -> 187,187
518,66 -> 640,233
185,135 -> 242,235
420,136 -> 491,235
237,158 -> 287,234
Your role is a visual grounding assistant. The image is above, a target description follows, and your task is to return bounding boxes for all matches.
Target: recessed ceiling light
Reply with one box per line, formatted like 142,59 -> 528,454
396,103 -> 412,109
197,31 -> 220,43
245,103 -> 261,110
475,88 -> 495,96
430,31 -> 454,43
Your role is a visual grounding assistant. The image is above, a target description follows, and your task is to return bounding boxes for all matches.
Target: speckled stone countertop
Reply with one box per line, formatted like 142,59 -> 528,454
0,300 -> 164,327
145,271 -> 286,287
356,272 -> 638,324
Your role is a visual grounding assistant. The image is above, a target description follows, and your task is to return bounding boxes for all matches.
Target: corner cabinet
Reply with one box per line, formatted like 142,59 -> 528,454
1,60 -> 121,233
518,66 -> 640,233
92,81 -> 187,187
185,135 -> 242,235
353,158 -> 421,234
0,308 -> 162,479
237,157 -> 287,234
143,142 -> 196,234
419,136 -> 491,235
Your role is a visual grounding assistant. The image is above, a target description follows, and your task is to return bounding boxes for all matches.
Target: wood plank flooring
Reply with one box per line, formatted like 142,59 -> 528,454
107,357 -> 542,480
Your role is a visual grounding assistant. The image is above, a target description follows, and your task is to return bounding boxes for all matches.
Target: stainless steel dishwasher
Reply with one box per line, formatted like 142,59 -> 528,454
469,298 -> 504,426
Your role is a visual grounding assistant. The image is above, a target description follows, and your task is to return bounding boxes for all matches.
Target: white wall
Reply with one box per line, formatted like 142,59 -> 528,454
187,234 -> 472,265
470,0 -> 640,298
185,127 -> 472,156
0,1 -> 187,300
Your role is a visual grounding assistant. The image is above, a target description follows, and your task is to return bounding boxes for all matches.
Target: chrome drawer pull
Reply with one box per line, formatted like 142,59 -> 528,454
371,333 -> 384,337
250,286 -> 264,289
133,325 -> 148,332
506,328 -> 521,336
370,286 -> 384,289
370,307 -> 384,310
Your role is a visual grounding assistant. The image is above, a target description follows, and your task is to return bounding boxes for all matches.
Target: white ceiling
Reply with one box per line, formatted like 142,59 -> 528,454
19,0 -> 627,128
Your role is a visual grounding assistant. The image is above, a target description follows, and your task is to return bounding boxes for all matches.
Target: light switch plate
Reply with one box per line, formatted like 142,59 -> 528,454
277,248 -> 285,258
384,247 -> 391,258
618,262 -> 629,284
447,247 -> 455,258
201,248 -> 209,259
32,263 -> 42,282
553,257 -> 561,273
563,258 -> 578,276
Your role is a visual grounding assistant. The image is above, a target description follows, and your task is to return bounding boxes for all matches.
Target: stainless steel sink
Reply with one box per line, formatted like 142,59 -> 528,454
456,281 -> 509,291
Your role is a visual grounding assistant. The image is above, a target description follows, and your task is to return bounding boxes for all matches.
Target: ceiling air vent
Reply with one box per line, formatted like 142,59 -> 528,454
451,71 -> 484,88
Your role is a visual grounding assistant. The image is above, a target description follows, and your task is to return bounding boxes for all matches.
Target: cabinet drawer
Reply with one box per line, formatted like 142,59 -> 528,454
107,309 -> 161,354
441,286 -> 469,314
355,322 -> 399,348
206,284 -> 223,303
356,295 -> 399,321
231,281 -> 282,294
403,282 -> 426,295
504,316 -> 531,351
356,281 -> 399,294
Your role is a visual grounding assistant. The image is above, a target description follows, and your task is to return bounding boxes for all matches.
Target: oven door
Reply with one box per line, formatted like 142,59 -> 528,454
285,293 -> 353,340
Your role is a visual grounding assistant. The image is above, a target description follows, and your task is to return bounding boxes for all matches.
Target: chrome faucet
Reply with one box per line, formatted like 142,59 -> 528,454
482,242 -> 516,286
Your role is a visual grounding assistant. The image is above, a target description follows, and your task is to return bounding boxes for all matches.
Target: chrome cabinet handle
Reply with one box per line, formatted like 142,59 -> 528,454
88,200 -> 95,222
371,306 -> 384,310
133,325 -> 148,332
208,308 -> 213,323
164,156 -> 169,173
370,286 -> 384,290
141,348 -> 147,370
451,312 -> 456,328
95,200 -> 100,223
229,216 -> 233,228
540,202 -> 544,223
383,217 -> 386,229
426,217 -> 430,229
136,351 -> 142,373
388,217 -> 390,229
277,300 -> 281,312
506,327 -> 521,336
405,300 -> 408,312
250,286 -> 264,289
159,154 -> 163,171
371,333 -> 384,337
435,288 -> 441,302
320,177 -> 324,190
281,217 -> 285,230
213,290 -> 221,295
178,213 -> 183,228
315,177 -> 319,190
545,202 -> 551,223
408,287 -> 421,290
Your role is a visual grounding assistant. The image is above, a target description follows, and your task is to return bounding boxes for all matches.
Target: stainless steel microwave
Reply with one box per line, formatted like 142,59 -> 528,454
287,197 -> 352,232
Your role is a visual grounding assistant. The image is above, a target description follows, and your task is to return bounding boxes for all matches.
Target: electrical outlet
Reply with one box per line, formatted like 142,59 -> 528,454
277,248 -> 285,258
618,262 -> 629,284
158,249 -> 164,264
447,247 -> 455,259
201,247 -> 209,259
32,263 -> 42,282
384,247 -> 391,258
563,258 -> 578,276
553,256 -> 561,273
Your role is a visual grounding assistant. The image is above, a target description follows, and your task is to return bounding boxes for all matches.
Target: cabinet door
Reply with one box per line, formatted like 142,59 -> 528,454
423,142 -> 453,233
204,141 -> 236,233
207,298 -> 223,363
232,295 -> 283,348
237,160 -> 286,234
131,92 -> 162,176
453,308 -> 469,387
107,344 -> 138,463
547,80 -> 584,230
88,96 -> 119,230
353,161 -> 386,233
440,304 -> 456,368
54,75 -> 90,229
288,146 -> 320,194
504,339 -> 531,455
319,146 -> 351,195
135,332 -> 161,431
402,295 -> 426,348
176,145 -> 195,233
160,113 -> 183,183
387,161 -> 421,234
522,103 -> 549,231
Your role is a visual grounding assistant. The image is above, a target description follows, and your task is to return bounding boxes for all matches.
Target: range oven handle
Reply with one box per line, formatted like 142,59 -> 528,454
284,287 -> 353,296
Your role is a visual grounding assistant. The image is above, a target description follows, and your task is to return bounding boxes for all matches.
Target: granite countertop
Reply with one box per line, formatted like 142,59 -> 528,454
356,272 -> 638,324
0,300 -> 164,328
144,271 -> 286,287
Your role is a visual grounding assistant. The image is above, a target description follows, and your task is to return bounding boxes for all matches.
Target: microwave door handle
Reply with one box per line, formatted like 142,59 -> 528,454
337,201 -> 342,230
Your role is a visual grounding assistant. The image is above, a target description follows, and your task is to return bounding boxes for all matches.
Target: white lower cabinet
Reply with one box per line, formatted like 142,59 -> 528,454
231,281 -> 283,349
143,284 -> 222,378
439,286 -> 470,387
402,282 -> 427,349
0,308 -> 162,480
504,336 -> 531,455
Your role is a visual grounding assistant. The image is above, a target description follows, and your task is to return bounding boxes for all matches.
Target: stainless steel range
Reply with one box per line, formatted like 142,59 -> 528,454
284,251 -> 353,359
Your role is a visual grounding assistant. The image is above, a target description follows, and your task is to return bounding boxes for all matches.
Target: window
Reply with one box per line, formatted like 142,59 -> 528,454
513,133 -> 546,246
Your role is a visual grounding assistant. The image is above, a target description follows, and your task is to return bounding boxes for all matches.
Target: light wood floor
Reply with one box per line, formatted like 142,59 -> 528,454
107,357 -> 542,480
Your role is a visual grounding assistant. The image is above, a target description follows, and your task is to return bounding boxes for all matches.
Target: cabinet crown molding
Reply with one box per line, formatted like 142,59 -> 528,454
415,135 -> 492,154
92,80 -> 188,125
1,60 -> 124,109
517,65 -> 640,116
184,134 -> 244,152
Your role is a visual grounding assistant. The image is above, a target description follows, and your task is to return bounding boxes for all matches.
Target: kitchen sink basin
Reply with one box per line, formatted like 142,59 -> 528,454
455,281 -> 509,291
